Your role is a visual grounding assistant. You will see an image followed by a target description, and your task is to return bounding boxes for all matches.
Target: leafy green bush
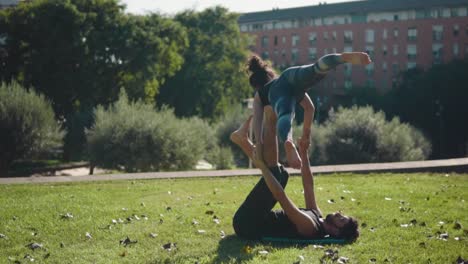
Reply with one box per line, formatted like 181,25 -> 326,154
0,82 -> 64,175
308,106 -> 431,165
86,91 -> 212,172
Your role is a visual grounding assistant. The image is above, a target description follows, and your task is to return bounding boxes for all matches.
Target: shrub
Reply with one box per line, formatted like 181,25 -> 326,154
0,82 -> 64,175
309,106 -> 431,165
86,91 -> 211,172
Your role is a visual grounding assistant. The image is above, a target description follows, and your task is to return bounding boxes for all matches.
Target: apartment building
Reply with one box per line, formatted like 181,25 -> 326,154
238,0 -> 468,102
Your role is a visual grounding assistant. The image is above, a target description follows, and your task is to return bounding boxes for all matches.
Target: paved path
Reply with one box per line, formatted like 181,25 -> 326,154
1,158 -> 467,185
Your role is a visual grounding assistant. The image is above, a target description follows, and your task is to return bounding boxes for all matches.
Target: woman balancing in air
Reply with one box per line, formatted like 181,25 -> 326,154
245,52 -> 371,169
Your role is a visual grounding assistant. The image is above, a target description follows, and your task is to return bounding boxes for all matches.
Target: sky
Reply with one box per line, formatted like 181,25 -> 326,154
120,0 -> 359,15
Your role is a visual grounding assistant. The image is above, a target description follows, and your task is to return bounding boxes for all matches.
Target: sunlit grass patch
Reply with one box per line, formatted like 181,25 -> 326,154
0,173 -> 466,263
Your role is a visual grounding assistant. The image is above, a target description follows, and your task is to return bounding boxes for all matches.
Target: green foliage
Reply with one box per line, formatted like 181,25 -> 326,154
384,60 -> 468,159
158,7 -> 251,120
0,0 -> 188,159
310,106 -> 431,165
0,82 -> 64,175
86,91 -> 209,172
0,174 -> 466,263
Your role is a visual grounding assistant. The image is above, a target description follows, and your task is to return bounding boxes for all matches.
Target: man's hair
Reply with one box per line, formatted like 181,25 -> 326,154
339,217 -> 359,242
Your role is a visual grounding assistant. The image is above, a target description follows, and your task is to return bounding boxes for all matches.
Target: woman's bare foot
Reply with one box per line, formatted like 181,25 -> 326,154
284,140 -> 302,169
341,52 -> 372,65
230,116 -> 254,157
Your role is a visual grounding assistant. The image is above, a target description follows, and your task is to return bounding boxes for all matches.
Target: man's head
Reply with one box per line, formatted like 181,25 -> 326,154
323,212 -> 359,242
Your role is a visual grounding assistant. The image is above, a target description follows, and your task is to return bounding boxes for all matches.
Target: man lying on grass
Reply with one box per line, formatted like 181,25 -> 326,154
231,116 -> 359,242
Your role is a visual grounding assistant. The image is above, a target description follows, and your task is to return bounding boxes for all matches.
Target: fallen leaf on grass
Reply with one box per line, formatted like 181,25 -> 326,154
205,210 -> 214,215
400,224 -> 409,228
410,219 -> 417,225
149,233 -> 158,238
120,237 -> 137,247
456,256 -> 466,264
242,245 -> 252,254
338,256 -> 349,263
453,221 -> 462,230
60,213 -> 74,219
24,254 -> 34,262
220,231 -> 225,238
0,233 -> 6,239
258,250 -> 268,255
384,197 -> 392,201
197,230 -> 206,234
438,233 -> 449,240
27,243 -> 43,250
85,232 -> 92,239
192,219 -> 199,225
369,258 -> 377,262
162,242 -> 176,251
327,199 -> 335,204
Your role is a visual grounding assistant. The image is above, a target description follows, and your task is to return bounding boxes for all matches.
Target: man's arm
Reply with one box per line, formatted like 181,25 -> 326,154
298,138 -> 321,215
253,157 -> 320,237
299,93 -> 315,145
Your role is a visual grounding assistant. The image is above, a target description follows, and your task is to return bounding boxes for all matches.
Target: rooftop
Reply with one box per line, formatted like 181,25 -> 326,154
238,0 -> 468,23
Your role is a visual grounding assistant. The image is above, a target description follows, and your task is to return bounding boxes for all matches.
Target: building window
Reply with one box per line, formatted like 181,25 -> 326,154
344,46 -> 353,53
365,29 -> 375,43
383,29 -> 388,39
383,45 -> 388,56
262,36 -> 269,47
394,14 -> 399,21
393,28 -> 399,38
323,31 -> 329,41
407,44 -> 417,60
292,34 -> 300,46
408,28 -> 417,41
344,31 -> 353,44
432,43 -> 443,64
291,49 -> 299,63
308,48 -> 317,61
281,49 -> 286,58
392,62 -> 399,74
274,49 -> 279,57
282,36 -> 286,44
344,79 -> 353,90
382,62 -> 388,73
332,48 -> 337,54
344,64 -> 352,77
407,62 -> 417,69
274,36 -> 278,46
453,25 -> 459,37
366,63 -> 374,76
332,31 -> 337,41
393,45 -> 399,56
323,48 -> 328,56
309,32 -> 317,45
366,46 -> 374,57
432,25 -> 444,41
262,51 -> 269,60
453,43 -> 459,56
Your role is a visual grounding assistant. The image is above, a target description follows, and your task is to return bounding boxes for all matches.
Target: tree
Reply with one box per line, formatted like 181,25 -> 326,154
0,0 -> 188,159
0,82 -> 64,175
158,7 -> 251,120
385,60 -> 468,158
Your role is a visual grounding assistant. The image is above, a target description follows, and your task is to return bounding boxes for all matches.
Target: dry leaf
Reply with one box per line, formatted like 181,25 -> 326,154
162,242 -> 176,251
243,245 -> 252,254
338,256 -> 349,263
384,197 -> 392,201
60,213 -> 74,219
27,243 -> 43,250
258,250 -> 268,255
220,231 -> 226,238
85,232 -> 92,239
120,237 -> 137,247
197,230 -> 206,234
149,233 -> 158,238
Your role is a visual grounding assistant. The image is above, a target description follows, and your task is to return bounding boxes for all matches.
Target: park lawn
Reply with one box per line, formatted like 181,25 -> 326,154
0,173 -> 466,264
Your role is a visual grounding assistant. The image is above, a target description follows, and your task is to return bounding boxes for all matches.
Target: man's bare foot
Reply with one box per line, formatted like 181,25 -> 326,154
341,52 -> 372,65
284,140 -> 302,169
230,116 -> 254,156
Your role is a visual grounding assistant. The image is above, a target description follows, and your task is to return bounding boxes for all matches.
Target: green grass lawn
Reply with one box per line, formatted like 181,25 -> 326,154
0,173 -> 467,264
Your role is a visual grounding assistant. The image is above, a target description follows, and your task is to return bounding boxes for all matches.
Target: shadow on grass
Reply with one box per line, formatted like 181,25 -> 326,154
212,235 -> 308,263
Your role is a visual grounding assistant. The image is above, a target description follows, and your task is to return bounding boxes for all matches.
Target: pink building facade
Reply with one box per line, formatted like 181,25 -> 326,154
238,0 -> 468,101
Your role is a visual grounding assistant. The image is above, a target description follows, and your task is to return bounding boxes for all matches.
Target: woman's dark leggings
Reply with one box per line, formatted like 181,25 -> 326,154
232,165 -> 289,239
269,54 -> 344,142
